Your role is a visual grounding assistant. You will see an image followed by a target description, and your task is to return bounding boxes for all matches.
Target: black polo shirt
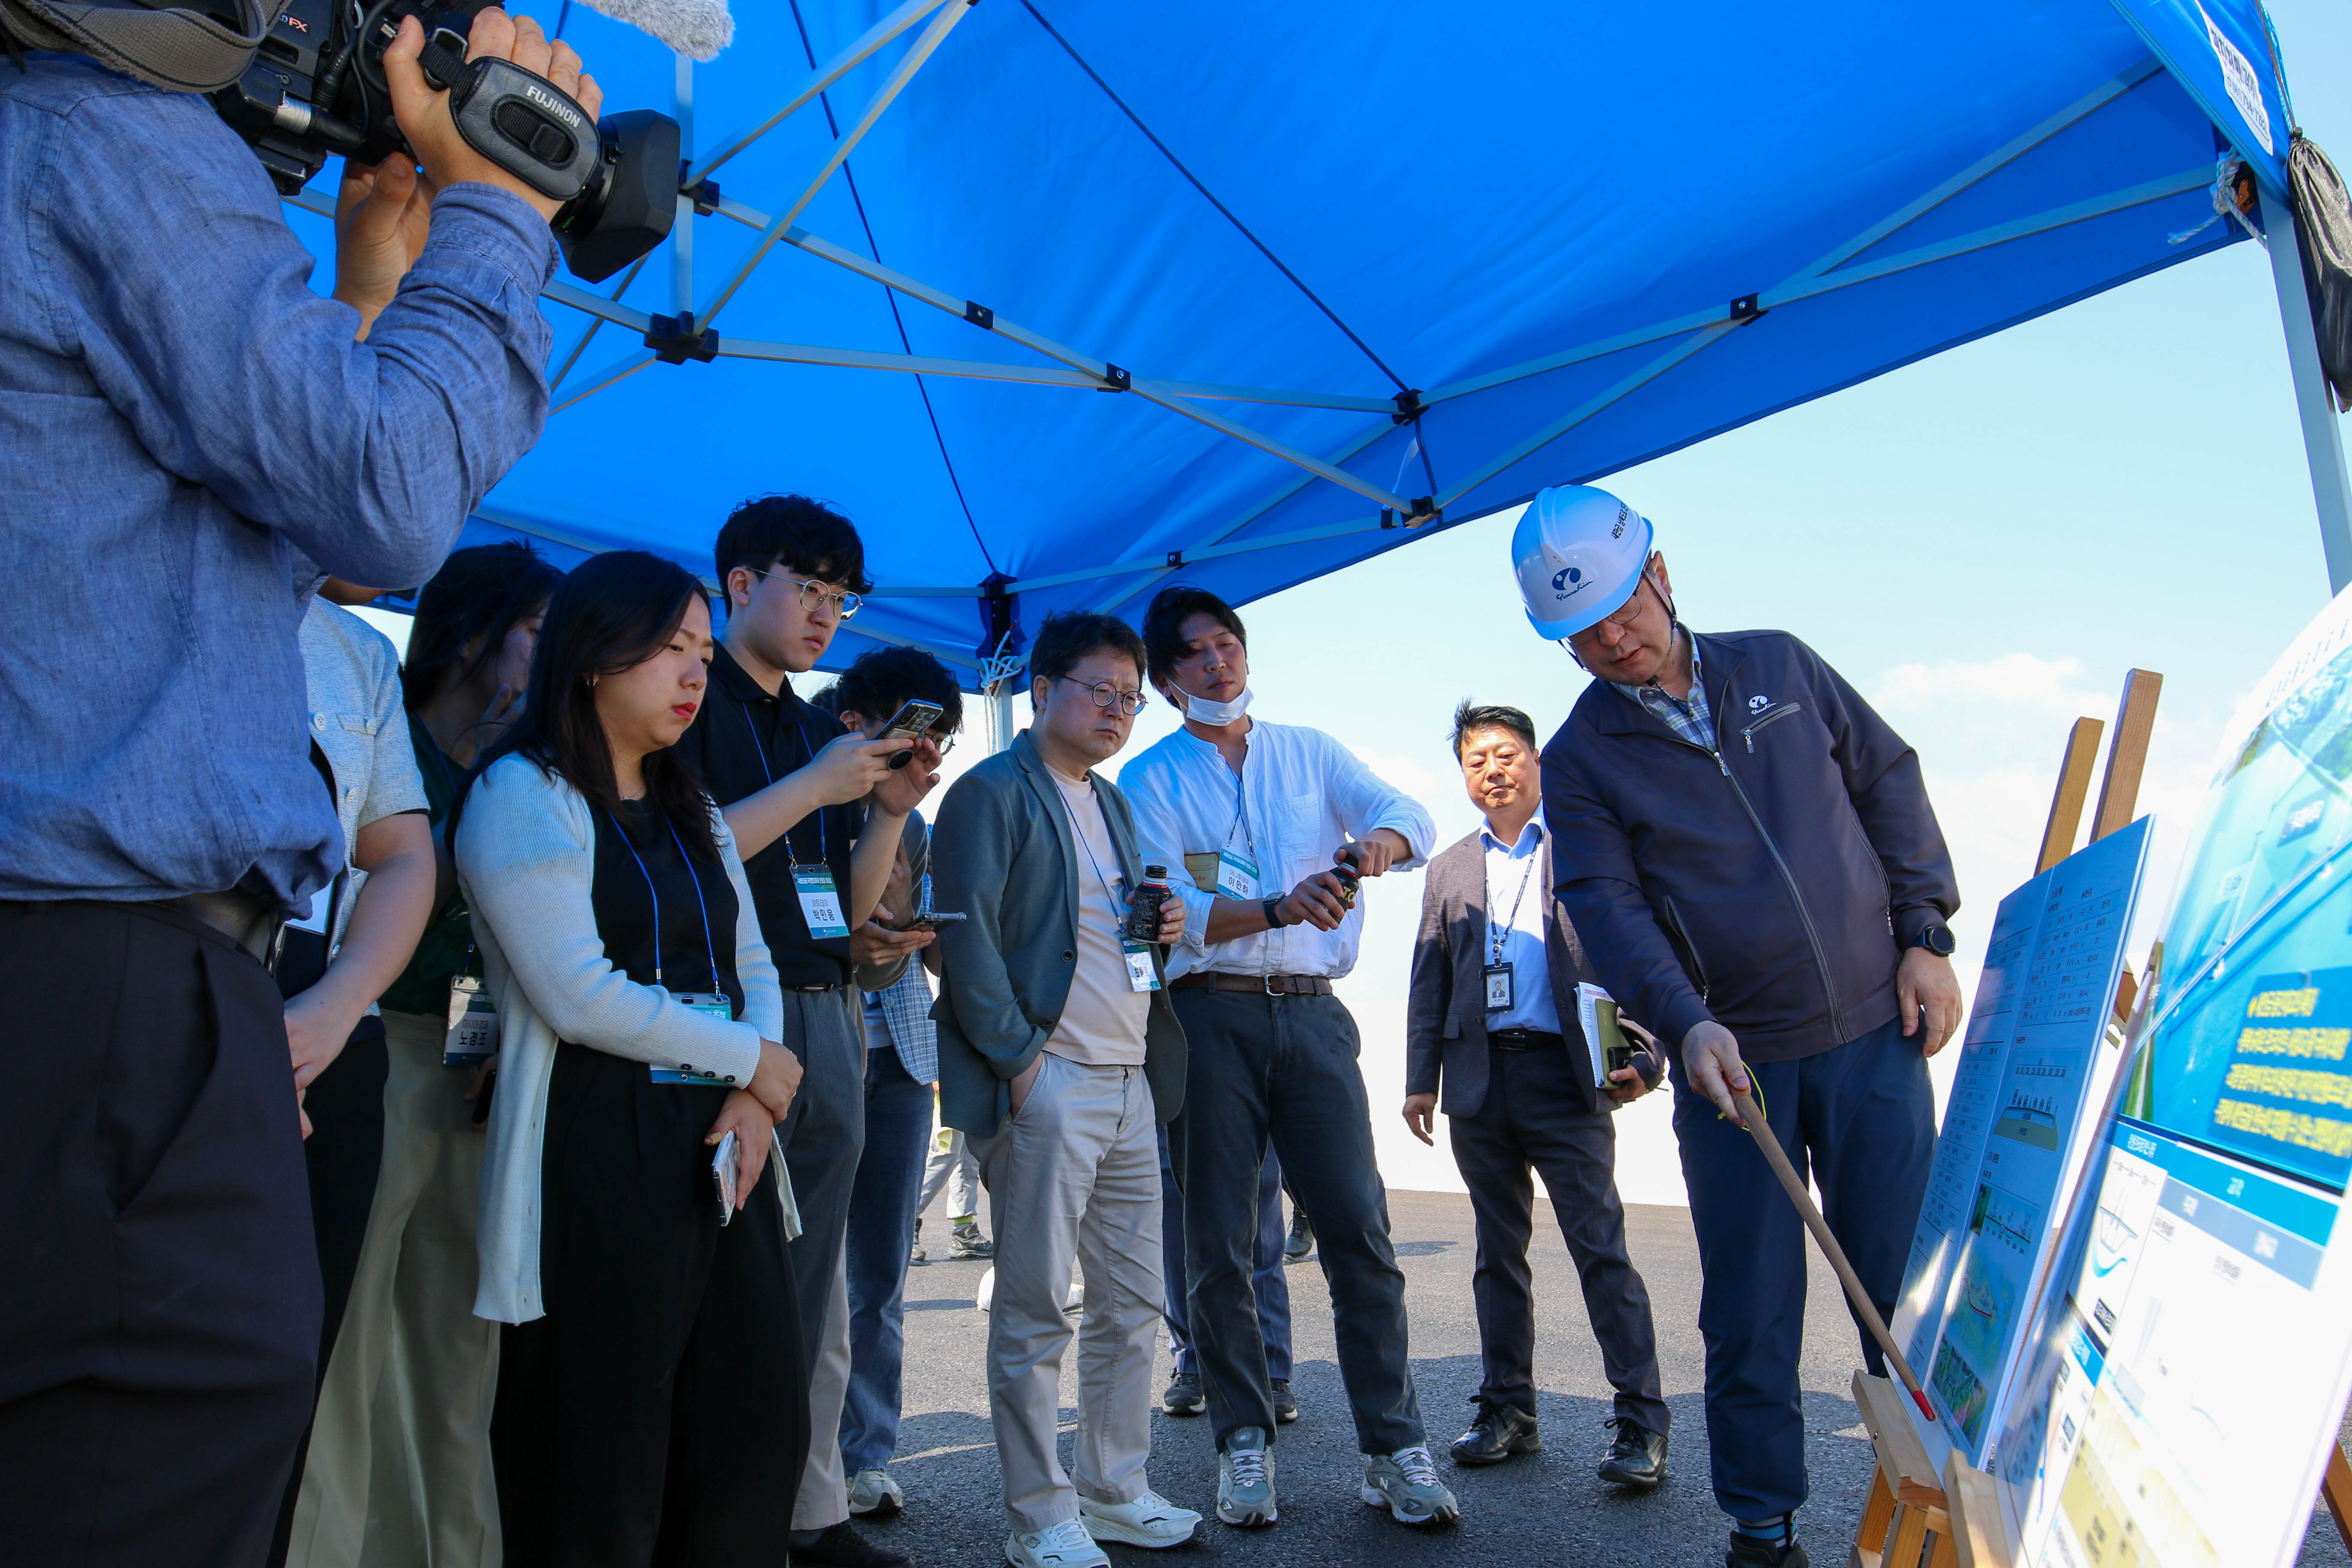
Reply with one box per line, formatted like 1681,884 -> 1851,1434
677,643 -> 860,989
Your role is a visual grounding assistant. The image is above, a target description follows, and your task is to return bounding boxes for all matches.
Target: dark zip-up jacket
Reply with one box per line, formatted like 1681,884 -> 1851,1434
1540,629 -> 1958,1063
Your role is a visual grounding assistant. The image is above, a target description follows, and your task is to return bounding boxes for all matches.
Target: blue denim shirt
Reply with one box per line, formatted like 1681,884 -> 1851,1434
0,56 -> 558,909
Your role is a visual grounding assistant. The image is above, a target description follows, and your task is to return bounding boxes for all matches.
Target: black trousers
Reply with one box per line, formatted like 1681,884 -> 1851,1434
0,900 -> 320,1568
494,1044 -> 808,1567
1168,989 -> 1424,1455
1449,1044 -> 1669,1433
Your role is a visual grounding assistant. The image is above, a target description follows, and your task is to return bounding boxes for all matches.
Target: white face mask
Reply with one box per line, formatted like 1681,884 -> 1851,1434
1177,683 -> 1253,728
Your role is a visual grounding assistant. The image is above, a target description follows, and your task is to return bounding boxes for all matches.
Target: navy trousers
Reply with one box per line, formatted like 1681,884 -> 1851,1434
1672,1014 -> 1934,1522
1156,1122 -> 1291,1380
840,1040 -> 934,1475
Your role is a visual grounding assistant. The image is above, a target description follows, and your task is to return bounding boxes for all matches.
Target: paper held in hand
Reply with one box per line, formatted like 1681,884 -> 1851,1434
1575,983 -> 1619,1090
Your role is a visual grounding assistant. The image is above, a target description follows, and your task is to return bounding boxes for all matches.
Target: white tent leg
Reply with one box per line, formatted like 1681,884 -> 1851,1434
2260,184 -> 2352,594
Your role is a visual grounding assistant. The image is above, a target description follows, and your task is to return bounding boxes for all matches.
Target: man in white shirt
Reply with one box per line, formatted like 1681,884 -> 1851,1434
1120,585 -> 1456,1532
930,612 -> 1203,1568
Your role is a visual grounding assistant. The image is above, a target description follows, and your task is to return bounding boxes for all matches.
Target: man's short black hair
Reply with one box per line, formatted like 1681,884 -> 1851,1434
1028,610 -> 1148,696
810,645 -> 965,735
714,493 -> 872,595
1139,584 -> 1246,691
1451,700 -> 1537,759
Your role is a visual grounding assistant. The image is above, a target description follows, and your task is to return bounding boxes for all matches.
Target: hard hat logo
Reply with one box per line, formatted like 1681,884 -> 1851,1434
1613,507 -> 1629,539
1551,564 -> 1586,598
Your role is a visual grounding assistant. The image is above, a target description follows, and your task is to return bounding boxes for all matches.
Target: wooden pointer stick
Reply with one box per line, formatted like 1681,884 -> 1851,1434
1729,1085 -> 1936,1422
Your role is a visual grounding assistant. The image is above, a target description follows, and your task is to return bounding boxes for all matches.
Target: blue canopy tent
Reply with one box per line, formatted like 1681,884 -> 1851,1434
287,0 -> 2343,712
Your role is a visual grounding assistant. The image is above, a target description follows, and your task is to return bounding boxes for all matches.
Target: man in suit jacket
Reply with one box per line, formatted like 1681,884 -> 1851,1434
1405,702 -> 1671,1487
929,612 -> 1198,1568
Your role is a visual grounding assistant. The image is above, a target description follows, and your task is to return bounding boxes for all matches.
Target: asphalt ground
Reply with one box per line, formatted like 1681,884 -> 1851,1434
880,1188 -> 2352,1568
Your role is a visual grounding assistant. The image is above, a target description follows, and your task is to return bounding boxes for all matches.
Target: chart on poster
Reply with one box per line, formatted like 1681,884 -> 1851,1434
1889,817 -> 2151,1463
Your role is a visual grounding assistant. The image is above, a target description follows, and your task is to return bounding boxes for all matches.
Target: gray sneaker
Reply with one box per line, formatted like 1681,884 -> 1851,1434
949,1221 -> 994,1260
1360,1445 -> 1460,1526
908,1221 -> 927,1266
1216,1427 -> 1277,1527
846,1466 -> 904,1518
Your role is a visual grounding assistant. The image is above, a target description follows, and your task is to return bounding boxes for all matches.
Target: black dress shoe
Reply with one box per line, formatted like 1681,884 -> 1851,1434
1163,1372 -> 1206,1415
1725,1529 -> 1809,1568
1448,1401 -> 1540,1466
1271,1378 -> 1298,1424
1598,1416 -> 1668,1488
786,1520 -> 910,1567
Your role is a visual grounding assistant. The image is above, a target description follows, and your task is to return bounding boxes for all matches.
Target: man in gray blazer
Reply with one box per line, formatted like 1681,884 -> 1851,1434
1404,701 -> 1671,1487
929,611 -> 1198,1568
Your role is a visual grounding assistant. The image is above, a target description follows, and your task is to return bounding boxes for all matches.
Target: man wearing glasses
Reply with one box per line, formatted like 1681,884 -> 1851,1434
1120,585 -> 1454,1533
929,612 -> 1201,1568
676,494 -> 939,1568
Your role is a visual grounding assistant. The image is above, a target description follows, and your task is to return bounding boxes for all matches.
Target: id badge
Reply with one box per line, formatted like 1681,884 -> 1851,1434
793,864 -> 851,940
1483,964 -> 1514,1012
1216,848 -> 1259,899
443,974 -> 500,1067
651,992 -> 736,1084
1122,938 -> 1162,994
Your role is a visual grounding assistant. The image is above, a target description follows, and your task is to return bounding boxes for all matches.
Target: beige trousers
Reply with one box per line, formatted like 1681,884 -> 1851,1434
288,1010 -> 501,1568
972,1054 -> 1163,1533
791,1244 -> 854,1530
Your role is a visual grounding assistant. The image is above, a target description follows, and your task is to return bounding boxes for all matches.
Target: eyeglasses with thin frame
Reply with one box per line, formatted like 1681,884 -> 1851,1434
1057,674 -> 1148,716
1565,575 -> 1658,650
749,565 -> 862,620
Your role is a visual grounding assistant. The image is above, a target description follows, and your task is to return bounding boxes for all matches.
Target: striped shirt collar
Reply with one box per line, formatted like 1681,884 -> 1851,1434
1608,629 -> 1716,751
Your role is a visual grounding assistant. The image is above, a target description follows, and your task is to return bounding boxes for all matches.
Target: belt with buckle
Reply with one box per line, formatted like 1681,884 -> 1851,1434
1170,971 -> 1334,997
153,887 -> 282,967
1487,1027 -> 1564,1052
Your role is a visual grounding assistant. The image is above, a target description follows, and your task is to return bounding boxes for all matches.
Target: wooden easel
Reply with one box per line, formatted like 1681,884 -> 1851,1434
1848,671 -> 2164,1568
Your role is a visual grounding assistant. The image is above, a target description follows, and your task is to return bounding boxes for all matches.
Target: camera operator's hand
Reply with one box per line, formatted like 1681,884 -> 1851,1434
332,156 -> 439,340
383,10 -> 601,223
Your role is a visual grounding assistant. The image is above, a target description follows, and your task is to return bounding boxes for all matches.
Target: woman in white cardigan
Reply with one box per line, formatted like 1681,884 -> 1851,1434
451,551 -> 807,1565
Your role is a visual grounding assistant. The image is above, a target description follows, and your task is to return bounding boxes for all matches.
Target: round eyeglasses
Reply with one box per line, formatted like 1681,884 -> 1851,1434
750,566 -> 862,620
1058,675 -> 1149,716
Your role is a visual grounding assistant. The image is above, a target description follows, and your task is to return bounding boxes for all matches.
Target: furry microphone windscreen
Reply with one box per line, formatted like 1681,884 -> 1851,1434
570,0 -> 732,61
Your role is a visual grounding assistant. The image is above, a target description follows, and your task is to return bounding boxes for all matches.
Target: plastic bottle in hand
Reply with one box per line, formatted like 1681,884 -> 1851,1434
1125,864 -> 1171,942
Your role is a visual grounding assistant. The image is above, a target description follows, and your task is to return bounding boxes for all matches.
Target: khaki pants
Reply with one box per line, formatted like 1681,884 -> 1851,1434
791,1246 -> 853,1529
289,1011 -> 500,1568
972,1054 -> 1162,1533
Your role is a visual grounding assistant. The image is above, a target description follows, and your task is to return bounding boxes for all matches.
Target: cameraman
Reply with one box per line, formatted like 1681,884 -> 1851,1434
0,12 -> 602,1565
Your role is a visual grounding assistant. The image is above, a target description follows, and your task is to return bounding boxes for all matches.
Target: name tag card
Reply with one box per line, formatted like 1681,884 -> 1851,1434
794,864 -> 851,940
1122,938 -> 1162,993
1484,964 -> 1514,1012
650,992 -> 737,1084
444,974 -> 500,1066
1216,849 -> 1259,900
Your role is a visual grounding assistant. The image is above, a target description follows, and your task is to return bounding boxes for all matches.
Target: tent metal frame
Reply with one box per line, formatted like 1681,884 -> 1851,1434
283,28 -> 2351,658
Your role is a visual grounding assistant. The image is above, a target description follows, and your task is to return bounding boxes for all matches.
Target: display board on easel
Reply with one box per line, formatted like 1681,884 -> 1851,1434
1987,591 -> 2352,1568
1888,674 -> 2161,1467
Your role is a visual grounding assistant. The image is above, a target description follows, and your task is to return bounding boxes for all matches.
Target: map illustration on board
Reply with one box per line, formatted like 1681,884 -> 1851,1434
1993,590 -> 2352,1568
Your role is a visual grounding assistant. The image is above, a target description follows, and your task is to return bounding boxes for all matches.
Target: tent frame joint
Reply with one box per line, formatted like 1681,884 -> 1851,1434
1729,292 -> 1765,322
963,300 -> 995,329
645,311 -> 720,364
686,174 -> 723,217
1098,363 -> 1133,392
1390,387 -> 1424,425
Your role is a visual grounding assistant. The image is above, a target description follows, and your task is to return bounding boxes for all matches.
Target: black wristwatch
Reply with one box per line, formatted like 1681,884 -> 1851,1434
1910,924 -> 1957,958
1262,896 -> 1286,929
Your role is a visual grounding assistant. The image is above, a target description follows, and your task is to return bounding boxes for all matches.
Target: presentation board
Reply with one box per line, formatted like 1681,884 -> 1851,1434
1890,817 -> 2152,1463
1991,587 -> 2352,1568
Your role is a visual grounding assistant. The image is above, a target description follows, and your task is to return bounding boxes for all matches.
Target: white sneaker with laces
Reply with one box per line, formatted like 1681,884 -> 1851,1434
846,1467 -> 903,1518
1360,1444 -> 1460,1526
1004,1516 -> 1109,1568
1078,1490 -> 1203,1548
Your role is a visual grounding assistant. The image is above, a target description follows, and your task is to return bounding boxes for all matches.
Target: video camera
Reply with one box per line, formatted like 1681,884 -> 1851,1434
212,0 -> 675,282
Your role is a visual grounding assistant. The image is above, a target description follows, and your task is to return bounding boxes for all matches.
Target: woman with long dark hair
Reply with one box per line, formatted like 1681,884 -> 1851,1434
290,541 -> 567,1568
453,550 -> 808,1563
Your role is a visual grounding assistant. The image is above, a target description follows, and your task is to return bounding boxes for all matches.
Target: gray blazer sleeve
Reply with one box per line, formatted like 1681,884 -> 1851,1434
1405,855 -> 1452,1098
931,776 -> 1049,1077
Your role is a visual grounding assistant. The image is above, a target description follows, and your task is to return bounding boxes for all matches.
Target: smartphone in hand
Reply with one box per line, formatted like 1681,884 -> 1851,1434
876,699 -> 944,771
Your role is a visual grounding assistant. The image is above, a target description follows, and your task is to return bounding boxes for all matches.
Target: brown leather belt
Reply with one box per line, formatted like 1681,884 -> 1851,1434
1171,971 -> 1334,997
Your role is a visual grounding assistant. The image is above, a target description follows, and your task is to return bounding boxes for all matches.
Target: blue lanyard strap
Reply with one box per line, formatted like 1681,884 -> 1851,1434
608,808 -> 724,995
1224,752 -> 1256,861
1054,782 -> 1129,937
738,698 -> 831,867
1484,836 -> 1540,966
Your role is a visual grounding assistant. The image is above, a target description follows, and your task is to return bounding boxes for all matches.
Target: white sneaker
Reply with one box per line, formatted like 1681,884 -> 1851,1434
1005,1516 -> 1108,1568
846,1467 -> 903,1518
1078,1490 -> 1204,1548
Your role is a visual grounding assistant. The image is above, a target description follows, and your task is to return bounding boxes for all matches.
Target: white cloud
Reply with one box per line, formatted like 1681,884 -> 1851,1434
1872,652 -> 2100,715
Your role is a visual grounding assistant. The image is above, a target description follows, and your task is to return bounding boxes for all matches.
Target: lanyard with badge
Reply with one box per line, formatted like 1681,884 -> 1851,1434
417,742 -> 501,1067
609,809 -> 738,1084
741,701 -> 852,940
1058,786 -> 1161,994
1482,837 -> 1540,1012
1214,757 -> 1262,899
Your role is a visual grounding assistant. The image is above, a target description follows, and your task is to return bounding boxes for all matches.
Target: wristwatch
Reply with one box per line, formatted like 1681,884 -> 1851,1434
1910,924 -> 1957,958
1262,896 -> 1286,929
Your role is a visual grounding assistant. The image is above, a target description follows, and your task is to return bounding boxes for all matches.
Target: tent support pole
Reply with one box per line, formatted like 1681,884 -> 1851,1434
2259,184 -> 2352,593
673,52 -> 695,314
686,0 -> 956,185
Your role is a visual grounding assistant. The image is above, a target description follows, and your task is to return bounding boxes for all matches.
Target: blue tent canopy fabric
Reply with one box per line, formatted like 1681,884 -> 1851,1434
288,0 -> 2304,686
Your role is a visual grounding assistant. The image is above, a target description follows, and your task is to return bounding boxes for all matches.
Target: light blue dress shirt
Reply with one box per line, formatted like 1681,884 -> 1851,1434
0,55 -> 557,910
1480,817 -> 1560,1035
